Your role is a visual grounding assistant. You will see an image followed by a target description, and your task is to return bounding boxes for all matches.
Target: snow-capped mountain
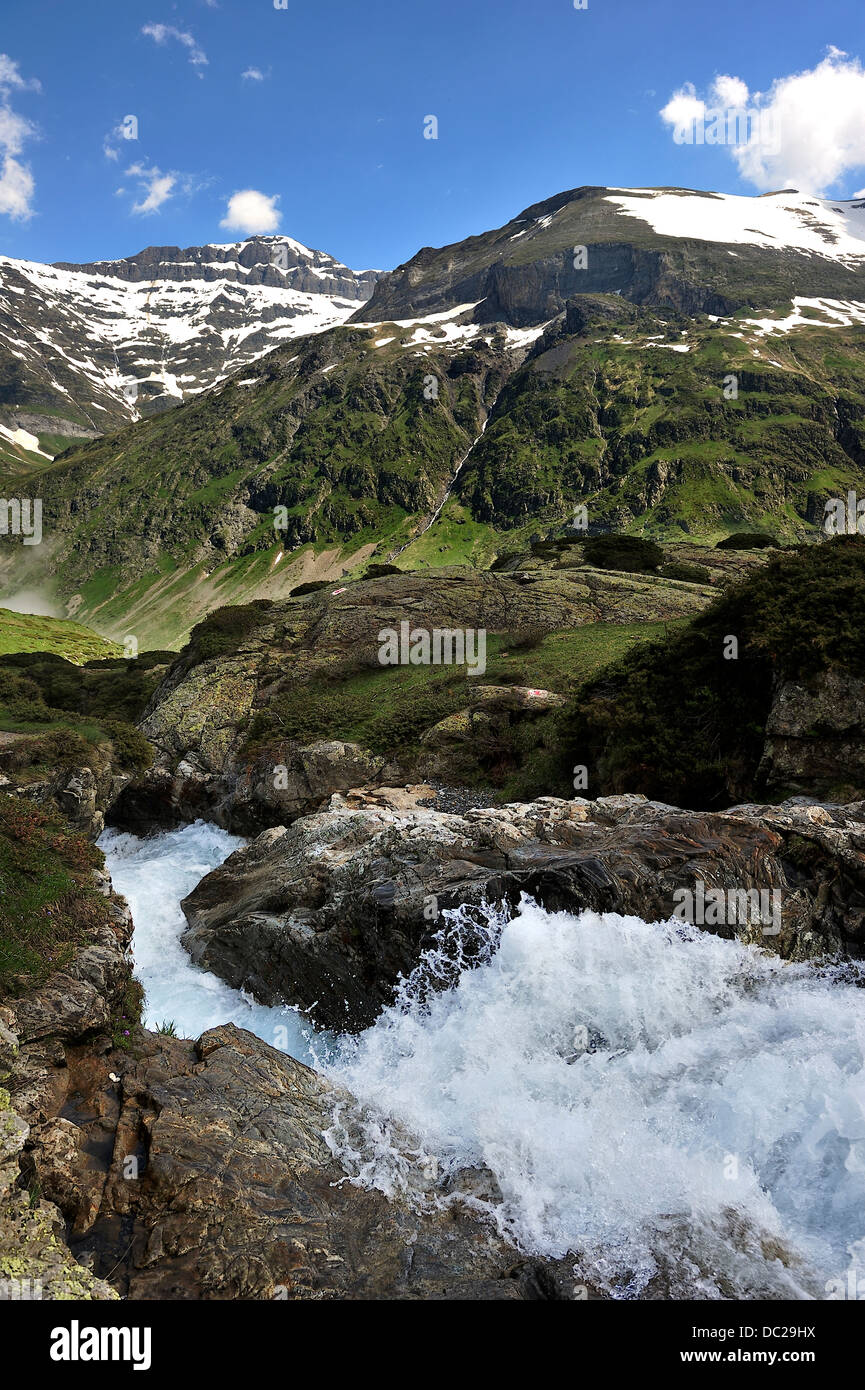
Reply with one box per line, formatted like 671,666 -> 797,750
0,236 -> 380,462
357,186 -> 865,326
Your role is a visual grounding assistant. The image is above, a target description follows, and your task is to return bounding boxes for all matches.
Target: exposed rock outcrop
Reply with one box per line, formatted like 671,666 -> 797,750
109,566 -> 717,834
759,669 -> 865,801
5,994 -> 589,1300
0,1081 -> 118,1300
0,794 -> 138,1293
12,763 -> 124,841
41,1024 -> 585,1301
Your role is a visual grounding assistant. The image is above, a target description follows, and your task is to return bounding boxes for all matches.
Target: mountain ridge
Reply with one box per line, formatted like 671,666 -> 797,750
354,185 -> 865,327
1,183 -> 865,645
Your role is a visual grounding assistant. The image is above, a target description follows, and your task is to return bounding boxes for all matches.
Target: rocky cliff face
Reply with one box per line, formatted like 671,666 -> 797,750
56,236 -> 379,299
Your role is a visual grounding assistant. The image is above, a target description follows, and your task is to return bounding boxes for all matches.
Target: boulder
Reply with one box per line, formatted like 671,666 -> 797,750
181,791 -> 865,1031
471,685 -> 567,712
26,1025 -> 588,1301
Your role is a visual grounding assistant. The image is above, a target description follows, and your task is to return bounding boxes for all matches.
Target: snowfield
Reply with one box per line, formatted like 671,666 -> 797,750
605,188 -> 865,265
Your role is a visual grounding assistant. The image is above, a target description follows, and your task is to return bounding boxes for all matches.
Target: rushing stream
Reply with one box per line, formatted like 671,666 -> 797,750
100,822 -> 865,1300
99,821 -> 320,1063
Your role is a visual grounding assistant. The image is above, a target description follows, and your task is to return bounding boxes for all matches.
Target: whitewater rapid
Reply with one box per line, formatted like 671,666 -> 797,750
319,899 -> 865,1299
100,822 -> 865,1300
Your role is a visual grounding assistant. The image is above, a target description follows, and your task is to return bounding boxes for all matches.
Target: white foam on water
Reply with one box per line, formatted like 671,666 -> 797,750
97,820 -> 865,1300
99,820 -> 319,1063
320,897 -> 865,1299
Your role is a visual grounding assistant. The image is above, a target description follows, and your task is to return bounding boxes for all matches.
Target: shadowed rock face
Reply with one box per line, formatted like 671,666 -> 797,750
359,243 -> 740,328
180,791 -> 865,1032
759,670 -> 865,799
0,1076 -> 118,1302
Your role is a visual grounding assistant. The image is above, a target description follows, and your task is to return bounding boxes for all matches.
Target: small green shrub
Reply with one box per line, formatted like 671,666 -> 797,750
715,532 -> 776,550
102,720 -> 154,772
111,978 -> 145,1050
3,728 -> 96,773
364,563 -> 401,578
0,796 -> 113,994
290,580 -> 331,596
500,626 -> 547,652
658,561 -> 711,584
582,535 -> 664,573
185,605 -> 266,663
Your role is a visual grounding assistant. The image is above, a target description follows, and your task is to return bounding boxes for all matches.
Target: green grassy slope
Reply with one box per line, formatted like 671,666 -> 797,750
0,608 -> 123,662
1,260 -> 863,646
456,301 -> 865,541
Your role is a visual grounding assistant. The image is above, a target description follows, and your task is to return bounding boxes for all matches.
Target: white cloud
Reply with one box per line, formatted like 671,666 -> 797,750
103,115 -> 139,161
120,162 -> 209,215
126,162 -> 177,215
659,82 -> 705,137
242,67 -> 267,81
711,74 -> 749,109
220,188 -> 281,234
0,55 -> 40,95
142,23 -> 208,71
0,54 -> 39,221
0,155 -> 34,221
0,104 -> 35,158
660,50 -> 865,195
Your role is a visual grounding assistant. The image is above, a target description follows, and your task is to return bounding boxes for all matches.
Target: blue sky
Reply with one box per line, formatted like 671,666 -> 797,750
1,0 -> 864,270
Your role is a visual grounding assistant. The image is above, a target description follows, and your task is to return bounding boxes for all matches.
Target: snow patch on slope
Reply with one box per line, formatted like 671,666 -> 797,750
605,189 -> 865,265
738,296 -> 865,334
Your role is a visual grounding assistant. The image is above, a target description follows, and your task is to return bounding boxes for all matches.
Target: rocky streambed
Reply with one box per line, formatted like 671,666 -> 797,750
3,784 -> 865,1300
